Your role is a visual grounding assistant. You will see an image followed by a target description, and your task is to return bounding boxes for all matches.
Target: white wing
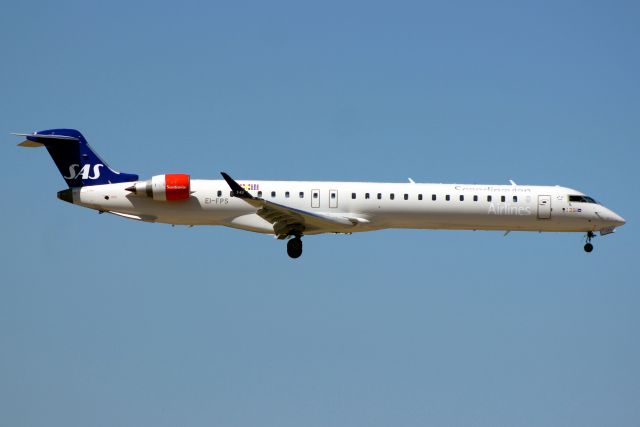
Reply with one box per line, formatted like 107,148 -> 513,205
221,172 -> 365,238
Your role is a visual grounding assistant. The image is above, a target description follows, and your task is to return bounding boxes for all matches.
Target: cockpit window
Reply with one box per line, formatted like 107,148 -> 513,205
569,195 -> 598,204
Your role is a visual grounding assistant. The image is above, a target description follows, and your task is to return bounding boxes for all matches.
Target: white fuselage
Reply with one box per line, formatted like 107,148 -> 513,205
65,179 -> 626,236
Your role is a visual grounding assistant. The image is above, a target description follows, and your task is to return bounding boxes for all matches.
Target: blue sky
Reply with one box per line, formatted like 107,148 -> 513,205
1,1 -> 639,426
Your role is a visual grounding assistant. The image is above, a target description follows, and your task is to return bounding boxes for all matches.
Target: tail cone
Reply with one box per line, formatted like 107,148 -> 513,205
57,189 -> 73,204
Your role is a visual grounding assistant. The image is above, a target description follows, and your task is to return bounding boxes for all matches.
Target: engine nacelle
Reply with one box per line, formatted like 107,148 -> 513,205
125,174 -> 191,201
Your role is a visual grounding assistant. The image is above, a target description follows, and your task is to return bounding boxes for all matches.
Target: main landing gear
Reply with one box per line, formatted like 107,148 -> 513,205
584,231 -> 595,253
287,236 -> 303,259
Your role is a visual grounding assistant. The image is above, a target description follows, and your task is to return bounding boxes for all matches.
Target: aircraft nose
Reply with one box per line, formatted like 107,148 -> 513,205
612,212 -> 626,227
597,207 -> 626,229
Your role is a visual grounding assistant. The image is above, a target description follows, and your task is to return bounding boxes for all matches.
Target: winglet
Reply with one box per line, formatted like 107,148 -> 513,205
221,172 -> 254,199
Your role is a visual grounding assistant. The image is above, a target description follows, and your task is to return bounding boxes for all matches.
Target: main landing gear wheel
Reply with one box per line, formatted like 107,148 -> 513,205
584,231 -> 595,253
287,237 -> 303,259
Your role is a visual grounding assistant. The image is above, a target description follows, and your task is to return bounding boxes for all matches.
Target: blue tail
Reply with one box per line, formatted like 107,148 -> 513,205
16,129 -> 138,188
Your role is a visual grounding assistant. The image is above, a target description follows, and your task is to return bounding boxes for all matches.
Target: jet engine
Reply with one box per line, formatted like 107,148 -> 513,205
125,174 -> 191,201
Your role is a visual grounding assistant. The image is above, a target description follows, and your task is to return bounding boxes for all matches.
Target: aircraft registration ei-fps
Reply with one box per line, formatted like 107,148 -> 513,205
16,129 -> 626,258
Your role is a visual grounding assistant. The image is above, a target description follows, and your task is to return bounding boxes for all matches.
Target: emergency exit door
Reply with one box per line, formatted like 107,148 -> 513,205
329,190 -> 338,208
538,195 -> 551,219
311,189 -> 320,208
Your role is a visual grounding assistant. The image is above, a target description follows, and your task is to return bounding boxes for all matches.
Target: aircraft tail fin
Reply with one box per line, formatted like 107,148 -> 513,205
14,129 -> 138,188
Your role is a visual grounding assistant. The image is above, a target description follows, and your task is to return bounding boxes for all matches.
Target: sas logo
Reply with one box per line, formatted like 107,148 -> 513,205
63,164 -> 104,180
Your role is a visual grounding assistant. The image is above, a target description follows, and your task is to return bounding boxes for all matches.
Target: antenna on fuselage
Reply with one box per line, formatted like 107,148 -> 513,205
509,179 -> 517,186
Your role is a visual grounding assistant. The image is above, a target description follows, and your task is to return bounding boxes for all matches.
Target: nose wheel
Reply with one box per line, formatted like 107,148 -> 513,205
584,231 -> 595,253
287,236 -> 303,259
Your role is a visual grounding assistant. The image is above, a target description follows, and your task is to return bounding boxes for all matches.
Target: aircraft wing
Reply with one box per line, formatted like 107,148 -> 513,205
106,211 -> 158,222
221,172 -> 363,238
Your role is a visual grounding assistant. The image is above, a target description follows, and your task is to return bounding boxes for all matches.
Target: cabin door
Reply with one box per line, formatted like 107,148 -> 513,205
537,195 -> 551,219
311,189 -> 320,208
329,189 -> 338,208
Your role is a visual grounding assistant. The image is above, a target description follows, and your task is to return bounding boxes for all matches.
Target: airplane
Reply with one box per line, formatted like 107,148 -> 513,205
15,128 -> 626,258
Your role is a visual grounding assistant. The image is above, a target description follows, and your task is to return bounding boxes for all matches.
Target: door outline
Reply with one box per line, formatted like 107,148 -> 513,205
329,189 -> 338,208
538,195 -> 551,219
311,189 -> 320,208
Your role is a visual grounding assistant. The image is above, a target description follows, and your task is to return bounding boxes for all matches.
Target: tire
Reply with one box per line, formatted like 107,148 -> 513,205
287,238 -> 303,258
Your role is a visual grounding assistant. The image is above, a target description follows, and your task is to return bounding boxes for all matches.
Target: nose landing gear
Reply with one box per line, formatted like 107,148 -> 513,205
287,236 -> 303,259
584,231 -> 595,253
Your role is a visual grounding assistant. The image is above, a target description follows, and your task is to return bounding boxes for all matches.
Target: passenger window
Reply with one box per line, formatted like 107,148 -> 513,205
313,192 -> 318,199
257,191 -> 262,197
230,191 -> 234,197
513,196 -> 518,202
285,191 -> 290,198
365,193 -> 370,199
217,190 -> 222,197
352,193 -> 356,199
446,195 -> 450,201
271,191 -> 276,198
473,195 -> 478,202
418,194 -> 423,201
331,193 -> 336,199
459,195 -> 464,201
432,194 -> 436,201
377,193 -> 382,200
299,192 -> 304,198
404,194 -> 408,200
501,195 -> 506,202
390,193 -> 395,200
487,195 -> 492,202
